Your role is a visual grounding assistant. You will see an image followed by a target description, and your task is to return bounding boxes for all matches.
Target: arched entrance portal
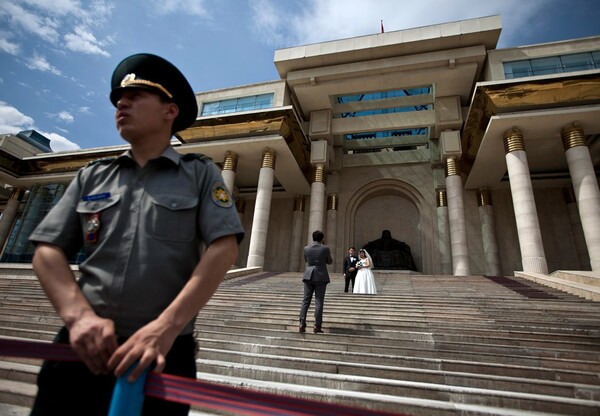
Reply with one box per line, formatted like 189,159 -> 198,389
343,178 -> 437,274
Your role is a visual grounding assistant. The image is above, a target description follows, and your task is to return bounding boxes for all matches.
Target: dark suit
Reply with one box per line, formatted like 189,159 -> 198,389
300,241 -> 332,328
342,255 -> 358,292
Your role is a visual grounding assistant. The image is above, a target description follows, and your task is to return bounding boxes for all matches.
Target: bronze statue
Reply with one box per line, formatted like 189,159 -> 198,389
363,230 -> 417,271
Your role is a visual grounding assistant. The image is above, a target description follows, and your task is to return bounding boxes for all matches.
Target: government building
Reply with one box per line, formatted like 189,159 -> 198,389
1,15 -> 599,283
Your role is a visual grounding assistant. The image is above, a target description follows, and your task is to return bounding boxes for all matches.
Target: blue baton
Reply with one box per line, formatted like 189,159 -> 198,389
108,363 -> 150,416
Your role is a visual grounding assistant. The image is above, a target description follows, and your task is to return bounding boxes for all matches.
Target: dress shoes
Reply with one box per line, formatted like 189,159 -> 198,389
299,324 -> 306,333
313,326 -> 324,334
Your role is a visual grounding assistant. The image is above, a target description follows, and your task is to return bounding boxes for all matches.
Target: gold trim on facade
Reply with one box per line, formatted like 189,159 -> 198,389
561,124 -> 586,151
477,188 -> 493,207
223,151 -> 238,172
261,148 -> 276,169
436,189 -> 447,208
327,194 -> 338,211
503,128 -> 525,154
445,158 -> 460,177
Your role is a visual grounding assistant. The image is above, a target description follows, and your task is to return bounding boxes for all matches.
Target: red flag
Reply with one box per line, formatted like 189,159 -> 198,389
381,20 -> 384,33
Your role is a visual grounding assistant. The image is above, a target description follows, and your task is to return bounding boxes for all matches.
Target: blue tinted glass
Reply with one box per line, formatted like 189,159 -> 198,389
200,93 -> 274,116
560,53 -> 594,72
337,87 -> 431,103
530,57 -> 561,75
344,128 -> 428,140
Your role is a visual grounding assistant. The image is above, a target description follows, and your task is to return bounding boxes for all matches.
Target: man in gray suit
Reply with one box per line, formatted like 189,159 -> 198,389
299,230 -> 333,333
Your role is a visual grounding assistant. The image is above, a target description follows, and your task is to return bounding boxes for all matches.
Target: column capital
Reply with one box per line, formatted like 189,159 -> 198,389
503,127 -> 525,154
261,148 -> 276,169
327,194 -> 338,211
313,164 -> 325,184
223,151 -> 239,172
436,189 -> 447,207
444,157 -> 461,177
561,123 -> 586,151
477,188 -> 493,207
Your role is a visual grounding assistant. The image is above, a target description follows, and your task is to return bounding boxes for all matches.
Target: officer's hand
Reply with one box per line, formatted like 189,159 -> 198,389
108,319 -> 177,382
68,312 -> 118,375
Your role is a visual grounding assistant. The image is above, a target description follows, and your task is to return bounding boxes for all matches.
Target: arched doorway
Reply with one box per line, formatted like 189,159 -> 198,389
343,178 -> 438,274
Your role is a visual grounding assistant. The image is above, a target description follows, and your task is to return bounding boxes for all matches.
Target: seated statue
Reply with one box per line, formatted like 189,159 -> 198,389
363,230 -> 417,271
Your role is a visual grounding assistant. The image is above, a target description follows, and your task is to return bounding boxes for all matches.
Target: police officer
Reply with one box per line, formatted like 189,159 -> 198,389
28,53 -> 245,416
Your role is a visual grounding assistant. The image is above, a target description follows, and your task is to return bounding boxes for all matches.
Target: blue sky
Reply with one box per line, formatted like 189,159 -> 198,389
1,0 -> 599,151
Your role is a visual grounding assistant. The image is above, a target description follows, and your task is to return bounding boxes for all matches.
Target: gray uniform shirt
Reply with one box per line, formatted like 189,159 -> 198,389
29,146 -> 244,336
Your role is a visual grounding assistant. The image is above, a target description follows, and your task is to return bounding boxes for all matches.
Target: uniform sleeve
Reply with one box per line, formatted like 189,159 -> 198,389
196,161 -> 244,246
28,170 -> 84,258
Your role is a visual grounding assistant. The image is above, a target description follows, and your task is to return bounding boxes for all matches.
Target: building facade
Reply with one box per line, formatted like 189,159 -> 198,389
1,15 -> 599,276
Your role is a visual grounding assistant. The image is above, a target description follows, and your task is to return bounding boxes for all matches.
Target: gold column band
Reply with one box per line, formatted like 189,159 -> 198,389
223,151 -> 238,172
314,165 -> 325,183
445,158 -> 461,177
563,185 -> 576,204
327,194 -> 338,211
561,124 -> 586,151
477,189 -> 493,207
294,195 -> 305,212
503,127 -> 525,154
436,189 -> 447,207
261,148 -> 276,169
235,197 -> 246,214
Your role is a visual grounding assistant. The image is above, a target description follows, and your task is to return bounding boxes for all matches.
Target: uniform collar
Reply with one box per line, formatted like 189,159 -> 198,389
118,146 -> 181,166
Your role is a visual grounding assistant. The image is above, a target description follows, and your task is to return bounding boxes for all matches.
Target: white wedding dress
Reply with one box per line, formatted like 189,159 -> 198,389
353,250 -> 377,294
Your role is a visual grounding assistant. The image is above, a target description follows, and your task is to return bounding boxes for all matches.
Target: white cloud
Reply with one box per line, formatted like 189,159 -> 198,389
149,0 -> 208,17
0,101 -> 79,152
64,26 -> 111,56
0,101 -> 34,133
0,2 -> 61,44
39,130 -> 80,152
56,111 -> 75,123
251,0 -> 551,48
25,52 -> 62,76
0,36 -> 20,55
79,106 -> 92,115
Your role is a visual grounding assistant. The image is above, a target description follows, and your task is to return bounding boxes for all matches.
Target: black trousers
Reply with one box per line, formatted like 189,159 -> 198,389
299,281 -> 328,327
344,273 -> 356,292
30,327 -> 196,416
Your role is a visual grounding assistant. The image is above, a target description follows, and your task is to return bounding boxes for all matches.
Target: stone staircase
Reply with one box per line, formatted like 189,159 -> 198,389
0,266 -> 599,415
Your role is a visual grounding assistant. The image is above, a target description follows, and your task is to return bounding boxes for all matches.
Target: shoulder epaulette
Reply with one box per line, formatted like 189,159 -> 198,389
86,157 -> 117,167
181,153 -> 212,162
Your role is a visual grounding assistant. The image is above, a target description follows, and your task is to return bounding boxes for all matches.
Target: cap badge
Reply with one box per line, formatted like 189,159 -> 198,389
121,73 -> 136,87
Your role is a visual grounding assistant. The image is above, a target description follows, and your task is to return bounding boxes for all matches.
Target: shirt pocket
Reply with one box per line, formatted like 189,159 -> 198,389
76,196 -> 121,243
147,194 -> 198,242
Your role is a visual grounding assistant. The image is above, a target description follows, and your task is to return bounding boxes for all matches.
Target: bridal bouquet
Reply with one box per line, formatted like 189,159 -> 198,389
356,260 -> 365,268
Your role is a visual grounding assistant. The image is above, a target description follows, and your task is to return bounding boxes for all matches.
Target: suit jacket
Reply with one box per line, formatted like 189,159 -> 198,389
303,241 -> 333,283
343,255 -> 359,278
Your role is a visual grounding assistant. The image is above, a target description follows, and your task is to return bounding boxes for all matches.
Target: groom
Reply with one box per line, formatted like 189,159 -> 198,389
342,246 -> 358,293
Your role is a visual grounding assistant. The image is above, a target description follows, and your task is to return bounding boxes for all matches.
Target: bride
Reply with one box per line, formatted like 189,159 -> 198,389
353,249 -> 377,294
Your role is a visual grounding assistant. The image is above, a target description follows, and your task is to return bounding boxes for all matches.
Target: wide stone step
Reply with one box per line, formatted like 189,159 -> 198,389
194,362 -> 600,415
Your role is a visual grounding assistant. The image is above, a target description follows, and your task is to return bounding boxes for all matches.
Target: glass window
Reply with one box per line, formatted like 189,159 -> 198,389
560,53 -> 594,72
531,57 -> 561,76
344,128 -> 428,141
504,51 -> 600,79
201,93 -> 274,116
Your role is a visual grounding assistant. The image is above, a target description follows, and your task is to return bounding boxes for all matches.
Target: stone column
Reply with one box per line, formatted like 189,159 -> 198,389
477,189 -> 502,276
445,158 -> 471,275
563,186 -> 590,270
504,127 -> 548,274
288,195 -> 305,272
562,123 -> 600,271
307,164 -> 326,244
325,194 -> 338,268
436,189 -> 452,275
0,188 -> 25,254
221,151 -> 238,196
247,148 -> 275,268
